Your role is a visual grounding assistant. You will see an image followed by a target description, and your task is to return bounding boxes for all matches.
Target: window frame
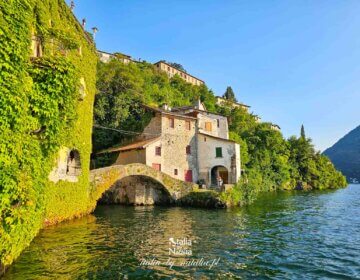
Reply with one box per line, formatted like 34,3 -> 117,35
152,163 -> 161,171
155,146 -> 161,156
205,122 -> 212,132
215,147 -> 223,158
186,145 -> 191,155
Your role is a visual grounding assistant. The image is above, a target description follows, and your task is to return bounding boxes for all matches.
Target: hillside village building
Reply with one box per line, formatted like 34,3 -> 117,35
100,101 -> 240,187
215,96 -> 250,112
97,50 -> 205,86
98,50 -> 133,64
154,61 -> 204,86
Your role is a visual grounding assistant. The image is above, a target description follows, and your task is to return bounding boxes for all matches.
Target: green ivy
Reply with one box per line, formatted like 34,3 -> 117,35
0,0 -> 97,270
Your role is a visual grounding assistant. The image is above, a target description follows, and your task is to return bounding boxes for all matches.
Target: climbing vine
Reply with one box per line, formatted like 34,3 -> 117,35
0,0 -> 97,271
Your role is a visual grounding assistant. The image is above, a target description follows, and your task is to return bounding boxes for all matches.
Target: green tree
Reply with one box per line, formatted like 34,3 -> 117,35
301,124 -> 306,139
223,86 -> 237,102
168,62 -> 186,73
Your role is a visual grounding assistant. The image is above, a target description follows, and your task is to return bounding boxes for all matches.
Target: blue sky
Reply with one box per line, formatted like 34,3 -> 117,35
71,0 -> 360,151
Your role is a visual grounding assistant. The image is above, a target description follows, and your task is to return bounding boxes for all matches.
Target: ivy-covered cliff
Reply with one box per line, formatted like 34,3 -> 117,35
0,0 -> 97,272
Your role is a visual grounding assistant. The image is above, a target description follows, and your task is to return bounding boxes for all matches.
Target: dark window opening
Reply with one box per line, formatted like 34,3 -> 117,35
66,150 -> 81,176
215,147 -> 223,158
169,118 -> 175,128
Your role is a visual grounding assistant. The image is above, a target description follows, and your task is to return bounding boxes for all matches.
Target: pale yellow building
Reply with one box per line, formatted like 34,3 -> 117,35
154,61 -> 204,86
97,50 -> 133,64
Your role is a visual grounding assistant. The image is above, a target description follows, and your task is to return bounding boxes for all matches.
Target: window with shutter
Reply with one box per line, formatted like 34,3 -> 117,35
152,163 -> 161,171
205,122 -> 212,132
216,147 -> 223,158
186,145 -> 191,155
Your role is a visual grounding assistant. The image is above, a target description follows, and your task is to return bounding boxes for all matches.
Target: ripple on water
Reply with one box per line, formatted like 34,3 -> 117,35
3,185 -> 360,279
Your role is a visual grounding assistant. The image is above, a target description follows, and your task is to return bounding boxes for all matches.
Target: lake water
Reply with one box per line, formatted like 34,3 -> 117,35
4,185 -> 360,279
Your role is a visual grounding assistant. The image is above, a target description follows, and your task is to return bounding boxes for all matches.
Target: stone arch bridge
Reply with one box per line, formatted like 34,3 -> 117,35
90,163 -> 198,204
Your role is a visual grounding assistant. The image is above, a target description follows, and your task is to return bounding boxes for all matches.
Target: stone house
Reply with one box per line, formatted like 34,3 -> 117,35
154,61 -> 204,86
100,101 -> 240,187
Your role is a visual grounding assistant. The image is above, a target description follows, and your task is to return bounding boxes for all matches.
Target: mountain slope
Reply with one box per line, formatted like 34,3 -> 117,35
323,126 -> 360,183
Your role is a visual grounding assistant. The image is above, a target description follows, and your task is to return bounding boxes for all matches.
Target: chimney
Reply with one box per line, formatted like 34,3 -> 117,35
82,18 -> 86,28
70,1 -> 75,11
161,104 -> 171,111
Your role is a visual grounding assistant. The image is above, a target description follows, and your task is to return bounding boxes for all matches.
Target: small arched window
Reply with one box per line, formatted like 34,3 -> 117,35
66,150 -> 81,176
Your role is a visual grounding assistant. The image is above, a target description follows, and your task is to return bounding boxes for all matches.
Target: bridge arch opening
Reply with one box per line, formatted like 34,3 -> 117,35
98,175 -> 174,206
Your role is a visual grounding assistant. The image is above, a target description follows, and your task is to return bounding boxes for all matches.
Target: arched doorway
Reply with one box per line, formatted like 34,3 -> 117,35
210,166 -> 229,186
66,149 -> 81,176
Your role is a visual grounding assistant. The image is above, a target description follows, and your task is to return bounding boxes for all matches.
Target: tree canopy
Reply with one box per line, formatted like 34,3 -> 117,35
168,62 -> 187,73
223,86 -> 237,102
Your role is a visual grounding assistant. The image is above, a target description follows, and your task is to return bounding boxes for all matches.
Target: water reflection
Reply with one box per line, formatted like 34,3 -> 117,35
4,186 -> 360,279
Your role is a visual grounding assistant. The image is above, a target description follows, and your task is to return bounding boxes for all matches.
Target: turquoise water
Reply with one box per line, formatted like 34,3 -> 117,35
4,185 -> 360,279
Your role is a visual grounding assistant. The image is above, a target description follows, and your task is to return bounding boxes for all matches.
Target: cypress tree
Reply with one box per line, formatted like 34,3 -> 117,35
223,86 -> 237,102
301,124 -> 306,139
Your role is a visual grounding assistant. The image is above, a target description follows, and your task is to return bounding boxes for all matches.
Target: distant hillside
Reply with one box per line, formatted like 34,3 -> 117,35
323,126 -> 360,183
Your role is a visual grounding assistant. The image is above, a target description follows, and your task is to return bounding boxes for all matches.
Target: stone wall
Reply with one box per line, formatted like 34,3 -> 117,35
197,112 -> 229,139
160,115 -> 198,182
142,112 -> 162,139
98,176 -> 174,205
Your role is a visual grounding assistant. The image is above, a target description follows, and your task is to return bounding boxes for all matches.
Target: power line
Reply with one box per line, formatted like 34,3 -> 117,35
93,124 -> 161,136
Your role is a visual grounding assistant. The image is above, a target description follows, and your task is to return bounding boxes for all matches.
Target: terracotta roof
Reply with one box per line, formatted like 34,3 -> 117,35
171,106 -> 227,118
97,137 -> 160,154
198,132 -> 236,143
142,104 -> 197,120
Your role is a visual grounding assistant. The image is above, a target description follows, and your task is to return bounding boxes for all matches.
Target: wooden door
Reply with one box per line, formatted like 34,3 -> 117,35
219,171 -> 228,184
184,170 -> 193,182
